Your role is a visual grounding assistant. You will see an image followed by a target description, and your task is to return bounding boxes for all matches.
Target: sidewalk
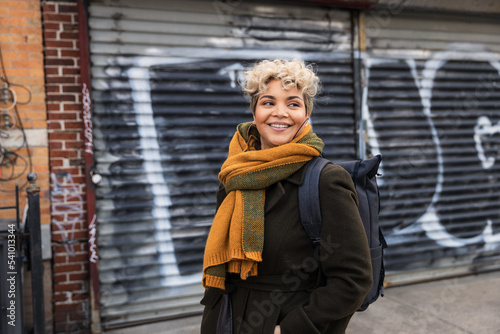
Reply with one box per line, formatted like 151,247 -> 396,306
106,271 -> 500,334
347,271 -> 500,334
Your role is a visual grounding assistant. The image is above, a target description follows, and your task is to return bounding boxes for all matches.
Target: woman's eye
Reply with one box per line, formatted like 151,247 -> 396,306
289,102 -> 300,107
263,101 -> 274,106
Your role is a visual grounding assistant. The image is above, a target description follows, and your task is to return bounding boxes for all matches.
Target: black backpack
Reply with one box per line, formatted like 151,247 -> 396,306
298,155 -> 387,311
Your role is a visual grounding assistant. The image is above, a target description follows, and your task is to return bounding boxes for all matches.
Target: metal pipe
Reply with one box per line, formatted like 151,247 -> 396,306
77,0 -> 101,332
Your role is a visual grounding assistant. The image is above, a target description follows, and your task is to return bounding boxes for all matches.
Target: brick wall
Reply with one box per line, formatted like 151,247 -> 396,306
0,0 -> 50,221
42,1 -> 91,333
0,0 -> 52,332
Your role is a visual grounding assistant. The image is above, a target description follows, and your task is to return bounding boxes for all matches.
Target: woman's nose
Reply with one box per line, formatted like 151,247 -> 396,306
273,105 -> 288,117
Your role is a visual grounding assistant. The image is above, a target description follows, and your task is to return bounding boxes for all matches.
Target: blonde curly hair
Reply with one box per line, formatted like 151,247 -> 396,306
241,59 -> 320,116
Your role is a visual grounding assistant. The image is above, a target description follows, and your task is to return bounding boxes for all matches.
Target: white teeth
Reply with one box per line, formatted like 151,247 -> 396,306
270,124 -> 290,128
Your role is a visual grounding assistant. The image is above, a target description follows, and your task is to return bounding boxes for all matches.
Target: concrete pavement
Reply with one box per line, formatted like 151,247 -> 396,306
106,271 -> 500,334
347,271 -> 500,334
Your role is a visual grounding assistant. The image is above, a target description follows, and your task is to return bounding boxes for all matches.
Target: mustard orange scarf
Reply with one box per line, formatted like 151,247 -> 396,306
202,122 -> 324,289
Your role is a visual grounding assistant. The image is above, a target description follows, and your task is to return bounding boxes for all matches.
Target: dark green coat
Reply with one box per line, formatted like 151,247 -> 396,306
201,161 -> 373,334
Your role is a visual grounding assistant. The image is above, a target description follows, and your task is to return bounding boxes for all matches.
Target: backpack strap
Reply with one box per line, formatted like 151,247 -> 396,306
298,157 -> 330,248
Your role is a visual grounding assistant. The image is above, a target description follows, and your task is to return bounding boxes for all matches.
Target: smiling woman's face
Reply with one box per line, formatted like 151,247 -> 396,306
253,79 -> 308,150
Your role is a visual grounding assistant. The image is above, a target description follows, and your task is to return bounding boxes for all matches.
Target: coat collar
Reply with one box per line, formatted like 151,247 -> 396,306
264,161 -> 311,213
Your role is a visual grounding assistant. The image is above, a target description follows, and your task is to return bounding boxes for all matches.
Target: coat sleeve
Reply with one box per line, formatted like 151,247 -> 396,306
279,164 -> 373,334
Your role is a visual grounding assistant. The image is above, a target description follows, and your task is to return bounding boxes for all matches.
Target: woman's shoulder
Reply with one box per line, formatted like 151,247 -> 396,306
319,162 -> 357,196
320,163 -> 353,183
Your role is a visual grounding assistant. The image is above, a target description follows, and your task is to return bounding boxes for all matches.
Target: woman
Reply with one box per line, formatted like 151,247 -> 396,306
201,59 -> 372,334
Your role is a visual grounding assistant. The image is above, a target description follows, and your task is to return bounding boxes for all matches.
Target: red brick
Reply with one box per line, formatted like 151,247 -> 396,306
70,176 -> 86,184
56,167 -> 83,176
45,58 -> 75,66
47,94 -> 77,102
62,85 -> 80,93
53,283 -> 82,292
53,264 -> 81,273
53,243 -> 85,254
51,233 -> 65,242
51,150 -> 79,158
49,141 -> 63,150
48,122 -> 62,130
58,5 -> 77,13
46,85 -> 60,93
49,132 -> 77,140
62,23 -> 78,31
69,273 -> 88,281
71,231 -> 88,240
53,294 -> 67,302
65,121 -> 83,129
54,303 -> 82,312
65,141 -> 83,149
43,13 -> 73,22
53,255 -> 67,264
44,40 -> 74,48
44,22 -> 60,30
63,103 -> 81,111
54,274 -> 68,283
47,103 -> 62,111
54,222 -> 82,231
68,253 -> 88,263
48,112 -> 77,120
45,67 -> 59,75
69,158 -> 84,166
59,32 -> 79,40
60,50 -> 80,57
49,159 -> 64,167
42,3 -> 56,12
44,31 -> 57,39
46,76 -> 76,84
62,68 -> 79,75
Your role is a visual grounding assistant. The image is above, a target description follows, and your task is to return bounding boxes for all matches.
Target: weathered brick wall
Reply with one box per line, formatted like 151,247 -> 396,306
0,1 -> 50,221
42,1 -> 91,333
0,1 -> 52,332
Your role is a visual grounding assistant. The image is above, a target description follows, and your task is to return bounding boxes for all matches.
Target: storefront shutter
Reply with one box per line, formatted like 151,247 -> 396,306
88,0 -> 355,327
363,10 -> 500,284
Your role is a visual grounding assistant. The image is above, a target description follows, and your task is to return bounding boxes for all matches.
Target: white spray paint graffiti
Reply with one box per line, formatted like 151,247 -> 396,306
88,214 -> 98,263
82,83 -> 93,155
128,63 -> 201,286
51,171 -> 84,256
218,63 -> 245,88
365,45 -> 500,249
474,116 -> 500,169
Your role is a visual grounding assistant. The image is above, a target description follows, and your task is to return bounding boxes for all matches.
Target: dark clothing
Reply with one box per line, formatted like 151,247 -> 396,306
201,161 -> 373,334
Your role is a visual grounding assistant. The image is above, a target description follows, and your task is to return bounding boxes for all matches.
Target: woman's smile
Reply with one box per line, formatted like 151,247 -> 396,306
269,122 -> 291,130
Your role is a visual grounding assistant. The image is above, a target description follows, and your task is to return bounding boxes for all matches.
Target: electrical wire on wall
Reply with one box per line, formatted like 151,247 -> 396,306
0,45 -> 33,192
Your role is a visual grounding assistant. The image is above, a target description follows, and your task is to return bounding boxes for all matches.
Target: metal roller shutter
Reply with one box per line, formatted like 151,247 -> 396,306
88,0 -> 355,327
363,10 -> 500,283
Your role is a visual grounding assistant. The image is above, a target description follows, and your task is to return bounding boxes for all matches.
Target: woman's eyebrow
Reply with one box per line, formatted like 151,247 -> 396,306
259,95 -> 275,100
259,95 -> 303,101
